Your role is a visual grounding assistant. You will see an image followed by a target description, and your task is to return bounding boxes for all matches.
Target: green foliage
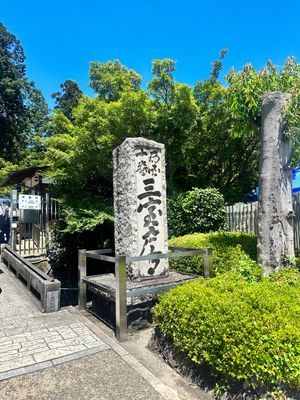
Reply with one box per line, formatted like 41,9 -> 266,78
154,270 -> 300,393
168,188 -> 226,238
0,158 -> 18,196
44,55 -> 300,205
226,57 -> 300,167
0,22 -> 49,163
167,196 -> 186,238
60,197 -> 114,233
47,219 -> 114,273
45,196 -> 114,275
52,80 -> 83,121
148,59 -> 176,104
89,60 -> 142,101
186,52 -> 260,202
45,91 -> 155,197
169,231 -> 261,279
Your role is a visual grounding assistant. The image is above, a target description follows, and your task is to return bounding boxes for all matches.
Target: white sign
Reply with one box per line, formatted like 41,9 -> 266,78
19,194 -> 41,210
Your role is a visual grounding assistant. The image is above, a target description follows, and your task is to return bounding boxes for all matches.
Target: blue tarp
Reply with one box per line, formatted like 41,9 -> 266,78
292,167 -> 300,193
249,167 -> 300,201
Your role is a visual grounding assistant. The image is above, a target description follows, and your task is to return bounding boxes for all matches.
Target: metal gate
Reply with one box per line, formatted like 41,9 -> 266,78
15,195 -> 60,256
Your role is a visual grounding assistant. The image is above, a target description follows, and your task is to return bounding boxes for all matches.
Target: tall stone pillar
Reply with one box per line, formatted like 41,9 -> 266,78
113,138 -> 168,281
258,92 -> 294,274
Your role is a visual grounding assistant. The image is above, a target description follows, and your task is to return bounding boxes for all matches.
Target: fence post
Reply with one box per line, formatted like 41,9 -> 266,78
203,248 -> 213,278
45,192 -> 50,241
41,280 -> 61,312
115,255 -> 127,342
78,249 -> 87,310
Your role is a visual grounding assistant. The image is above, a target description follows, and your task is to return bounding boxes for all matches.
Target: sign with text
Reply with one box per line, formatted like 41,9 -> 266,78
113,138 -> 168,280
19,194 -> 41,210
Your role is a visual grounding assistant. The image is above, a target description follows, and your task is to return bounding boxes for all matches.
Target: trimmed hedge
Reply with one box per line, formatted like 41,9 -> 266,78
169,231 -> 261,280
154,270 -> 300,393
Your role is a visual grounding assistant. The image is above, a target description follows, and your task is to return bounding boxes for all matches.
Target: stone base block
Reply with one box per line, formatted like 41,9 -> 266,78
86,271 -> 198,331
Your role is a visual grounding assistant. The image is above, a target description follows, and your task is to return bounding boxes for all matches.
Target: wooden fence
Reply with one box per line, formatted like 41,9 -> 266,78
226,192 -> 300,251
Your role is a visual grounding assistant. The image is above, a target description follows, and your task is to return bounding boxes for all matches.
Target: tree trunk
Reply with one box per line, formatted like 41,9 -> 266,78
257,92 -> 294,275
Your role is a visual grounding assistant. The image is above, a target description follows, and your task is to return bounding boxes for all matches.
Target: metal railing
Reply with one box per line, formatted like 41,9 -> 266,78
78,246 -> 213,342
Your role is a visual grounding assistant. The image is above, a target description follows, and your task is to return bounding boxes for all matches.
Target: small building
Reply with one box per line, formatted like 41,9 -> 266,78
0,166 -> 58,255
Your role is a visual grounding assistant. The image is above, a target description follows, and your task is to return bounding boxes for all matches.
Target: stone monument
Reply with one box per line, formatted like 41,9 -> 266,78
80,136 -> 207,334
113,137 -> 168,280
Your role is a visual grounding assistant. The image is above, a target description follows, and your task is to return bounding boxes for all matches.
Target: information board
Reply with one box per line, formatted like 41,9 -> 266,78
19,194 -> 41,210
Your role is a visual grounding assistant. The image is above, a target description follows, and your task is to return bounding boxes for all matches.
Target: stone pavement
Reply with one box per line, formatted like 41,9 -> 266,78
0,261 -> 208,400
0,350 -> 164,400
0,262 -> 109,380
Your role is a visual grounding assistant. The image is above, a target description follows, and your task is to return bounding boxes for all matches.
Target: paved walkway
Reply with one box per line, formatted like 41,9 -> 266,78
0,261 -> 209,400
0,262 -> 109,380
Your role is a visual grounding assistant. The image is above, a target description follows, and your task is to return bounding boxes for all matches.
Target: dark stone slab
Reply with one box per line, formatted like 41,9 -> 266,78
86,271 -> 199,331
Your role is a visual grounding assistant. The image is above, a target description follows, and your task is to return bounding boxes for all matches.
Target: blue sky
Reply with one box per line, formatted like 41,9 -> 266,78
1,0 -> 300,108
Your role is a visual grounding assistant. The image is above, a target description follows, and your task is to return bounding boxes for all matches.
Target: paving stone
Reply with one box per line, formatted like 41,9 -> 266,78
0,355 -> 35,373
33,345 -> 87,363
19,343 -> 48,353
0,337 -> 13,346
0,343 -> 21,354
12,337 -> 28,344
21,339 -> 45,348
27,329 -> 49,338
84,341 -> 104,349
0,350 -> 19,362
0,263 -> 110,376
18,345 -> 49,357
44,334 -> 64,344
48,337 -> 90,349
59,329 -> 78,339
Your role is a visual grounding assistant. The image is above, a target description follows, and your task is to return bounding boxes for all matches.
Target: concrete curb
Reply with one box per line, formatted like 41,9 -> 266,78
0,344 -> 110,382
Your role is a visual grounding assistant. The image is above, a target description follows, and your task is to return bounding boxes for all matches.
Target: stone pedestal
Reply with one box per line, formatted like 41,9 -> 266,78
113,138 -> 168,280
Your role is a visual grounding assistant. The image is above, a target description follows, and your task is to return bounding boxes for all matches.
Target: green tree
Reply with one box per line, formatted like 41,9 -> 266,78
148,58 -> 176,104
148,59 -> 198,189
187,69 -> 260,202
0,22 -> 49,163
0,157 -> 17,196
184,55 -> 300,203
46,90 -> 155,198
52,80 -> 83,121
226,57 -> 300,166
89,60 -> 141,101
0,22 -> 28,161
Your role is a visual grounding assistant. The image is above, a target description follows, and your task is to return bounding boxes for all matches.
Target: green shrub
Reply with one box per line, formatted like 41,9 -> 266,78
154,270 -> 300,392
167,188 -> 226,238
169,231 -> 261,280
47,219 -> 113,273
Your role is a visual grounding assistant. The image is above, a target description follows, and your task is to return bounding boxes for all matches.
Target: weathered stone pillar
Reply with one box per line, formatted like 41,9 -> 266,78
258,92 -> 294,275
113,138 -> 168,281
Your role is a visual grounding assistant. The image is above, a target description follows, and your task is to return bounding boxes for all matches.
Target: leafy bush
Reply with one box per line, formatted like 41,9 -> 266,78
47,219 -> 114,273
60,196 -> 114,233
167,188 -> 226,238
169,231 -> 261,280
154,270 -> 300,393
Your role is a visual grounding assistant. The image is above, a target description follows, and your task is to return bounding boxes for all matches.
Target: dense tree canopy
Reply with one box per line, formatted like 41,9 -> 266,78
43,56 -> 300,206
89,60 -> 142,101
52,80 -> 83,121
2,22 -> 300,210
0,22 -> 49,163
